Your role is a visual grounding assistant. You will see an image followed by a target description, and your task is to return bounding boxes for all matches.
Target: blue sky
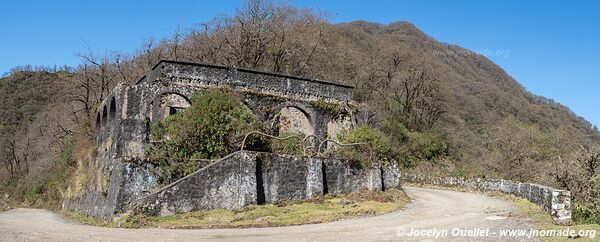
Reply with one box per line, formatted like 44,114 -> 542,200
1,0 -> 598,127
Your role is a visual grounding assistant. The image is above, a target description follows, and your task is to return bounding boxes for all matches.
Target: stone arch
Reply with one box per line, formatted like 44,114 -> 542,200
277,105 -> 315,136
109,97 -> 116,121
149,92 -> 191,122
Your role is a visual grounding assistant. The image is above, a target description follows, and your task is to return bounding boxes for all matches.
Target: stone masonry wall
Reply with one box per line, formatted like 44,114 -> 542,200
133,152 -> 257,216
150,60 -> 353,102
323,160 -> 383,193
133,151 -> 402,217
401,174 -> 572,225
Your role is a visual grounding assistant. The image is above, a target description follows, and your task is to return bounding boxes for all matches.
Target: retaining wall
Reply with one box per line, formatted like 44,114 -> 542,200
133,151 -> 402,216
401,174 -> 572,225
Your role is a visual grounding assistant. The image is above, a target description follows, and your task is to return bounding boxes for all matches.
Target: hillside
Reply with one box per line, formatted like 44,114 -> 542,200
0,71 -> 74,187
0,71 -> 70,129
333,21 -> 600,177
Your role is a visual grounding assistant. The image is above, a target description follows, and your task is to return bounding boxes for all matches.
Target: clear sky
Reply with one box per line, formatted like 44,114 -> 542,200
1,0 -> 598,127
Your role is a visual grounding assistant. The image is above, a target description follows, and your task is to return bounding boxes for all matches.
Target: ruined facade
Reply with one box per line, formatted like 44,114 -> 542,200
63,60 -> 400,220
94,60 -> 357,159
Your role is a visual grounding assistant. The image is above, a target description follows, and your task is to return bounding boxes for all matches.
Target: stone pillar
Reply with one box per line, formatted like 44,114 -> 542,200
236,151 -> 259,209
305,158 -> 324,198
382,162 -> 401,190
366,164 -> 383,191
551,190 -> 572,225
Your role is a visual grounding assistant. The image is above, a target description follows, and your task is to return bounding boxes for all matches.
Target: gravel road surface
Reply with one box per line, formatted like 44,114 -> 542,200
0,187 -> 534,241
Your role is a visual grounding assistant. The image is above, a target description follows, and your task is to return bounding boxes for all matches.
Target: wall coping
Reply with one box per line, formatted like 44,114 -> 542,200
149,60 -> 354,89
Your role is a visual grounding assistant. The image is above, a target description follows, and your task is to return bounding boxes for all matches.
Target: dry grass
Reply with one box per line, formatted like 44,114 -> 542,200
511,198 -> 600,242
65,188 -> 410,229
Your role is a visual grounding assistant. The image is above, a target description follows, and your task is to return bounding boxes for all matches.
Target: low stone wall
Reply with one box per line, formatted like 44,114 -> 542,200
402,174 -> 572,225
323,159 -> 382,193
133,151 -> 402,216
132,152 -> 256,216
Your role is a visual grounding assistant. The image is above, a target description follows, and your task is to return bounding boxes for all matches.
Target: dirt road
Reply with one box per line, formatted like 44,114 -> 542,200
0,187 -> 534,241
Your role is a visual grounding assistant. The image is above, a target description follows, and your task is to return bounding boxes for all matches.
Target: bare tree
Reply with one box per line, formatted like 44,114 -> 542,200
69,45 -> 124,128
179,0 -> 327,76
358,50 -> 445,131
552,145 -> 600,201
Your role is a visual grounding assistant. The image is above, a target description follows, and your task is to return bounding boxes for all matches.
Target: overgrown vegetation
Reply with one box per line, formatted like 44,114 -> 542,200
146,88 -> 263,183
570,173 -> 600,224
332,124 -> 448,169
310,100 -> 344,116
271,131 -> 305,156
66,188 -> 409,229
335,126 -> 392,167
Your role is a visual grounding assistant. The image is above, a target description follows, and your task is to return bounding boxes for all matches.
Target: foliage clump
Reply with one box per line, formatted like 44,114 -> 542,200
310,100 -> 344,116
271,131 -> 305,156
335,125 -> 392,167
332,124 -> 448,169
573,174 -> 600,224
402,130 -> 448,165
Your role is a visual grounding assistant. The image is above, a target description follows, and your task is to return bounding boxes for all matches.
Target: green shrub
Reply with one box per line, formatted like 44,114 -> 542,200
147,88 -> 261,160
381,117 -> 410,142
271,131 -> 305,156
577,173 -> 600,224
449,166 -> 468,178
40,141 -> 77,207
568,174 -> 600,224
396,129 -> 448,168
572,201 -> 600,224
146,88 -> 263,183
336,125 -> 391,167
407,130 -> 448,160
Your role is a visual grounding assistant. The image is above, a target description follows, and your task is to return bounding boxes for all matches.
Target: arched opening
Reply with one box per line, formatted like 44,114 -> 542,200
102,106 -> 108,126
151,92 -> 191,122
278,106 -> 314,136
96,112 -> 101,130
109,97 -> 116,121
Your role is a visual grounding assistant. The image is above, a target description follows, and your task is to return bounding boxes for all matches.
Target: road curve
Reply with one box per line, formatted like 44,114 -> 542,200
0,187 -> 534,242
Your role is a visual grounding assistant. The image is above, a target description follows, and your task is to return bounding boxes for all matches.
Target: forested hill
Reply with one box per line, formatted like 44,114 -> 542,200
332,21 -> 600,177
0,71 -> 71,130
0,2 -> 598,212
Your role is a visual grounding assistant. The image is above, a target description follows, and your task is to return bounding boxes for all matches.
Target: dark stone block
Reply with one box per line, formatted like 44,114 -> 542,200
259,153 -> 309,202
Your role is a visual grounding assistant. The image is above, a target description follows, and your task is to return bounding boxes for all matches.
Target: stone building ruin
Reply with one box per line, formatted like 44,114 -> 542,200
64,60 -> 402,219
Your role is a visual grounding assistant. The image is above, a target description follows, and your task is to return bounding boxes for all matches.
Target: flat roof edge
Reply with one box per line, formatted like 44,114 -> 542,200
152,60 -> 354,89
